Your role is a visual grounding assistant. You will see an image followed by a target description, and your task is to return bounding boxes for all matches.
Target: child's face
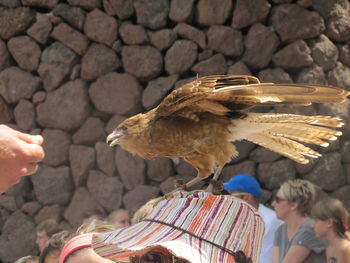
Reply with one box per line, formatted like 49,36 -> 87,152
312,219 -> 330,237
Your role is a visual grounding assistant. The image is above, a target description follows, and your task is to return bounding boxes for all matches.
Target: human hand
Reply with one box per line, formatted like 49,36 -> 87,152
0,125 -> 45,193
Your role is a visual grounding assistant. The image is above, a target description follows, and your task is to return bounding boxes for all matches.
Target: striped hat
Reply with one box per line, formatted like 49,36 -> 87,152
92,191 -> 264,263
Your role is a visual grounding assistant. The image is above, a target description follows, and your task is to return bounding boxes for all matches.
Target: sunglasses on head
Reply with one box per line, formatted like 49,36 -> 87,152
130,252 -> 188,263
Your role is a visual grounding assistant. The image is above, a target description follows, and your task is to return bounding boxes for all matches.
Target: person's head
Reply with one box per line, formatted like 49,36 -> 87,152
131,196 -> 164,225
39,230 -> 71,263
15,256 -> 39,263
59,219 -> 117,263
311,198 -> 350,239
36,219 -> 62,252
224,174 -> 261,209
82,210 -> 104,225
107,209 -> 130,227
272,179 -> 315,220
92,190 -> 264,263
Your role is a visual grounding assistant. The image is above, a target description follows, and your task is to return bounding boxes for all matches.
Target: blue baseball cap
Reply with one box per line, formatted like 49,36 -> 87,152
224,174 -> 261,198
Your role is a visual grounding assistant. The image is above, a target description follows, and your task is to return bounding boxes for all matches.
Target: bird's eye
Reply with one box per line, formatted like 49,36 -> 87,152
120,125 -> 129,131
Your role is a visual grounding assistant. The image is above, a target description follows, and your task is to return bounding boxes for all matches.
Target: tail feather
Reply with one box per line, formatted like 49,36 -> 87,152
230,113 -> 343,164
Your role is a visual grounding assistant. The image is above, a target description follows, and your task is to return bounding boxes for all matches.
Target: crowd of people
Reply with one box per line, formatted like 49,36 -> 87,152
1,124 -> 350,263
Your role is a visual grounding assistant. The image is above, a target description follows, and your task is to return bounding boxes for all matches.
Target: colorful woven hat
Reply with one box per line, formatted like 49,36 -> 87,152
92,191 -> 264,263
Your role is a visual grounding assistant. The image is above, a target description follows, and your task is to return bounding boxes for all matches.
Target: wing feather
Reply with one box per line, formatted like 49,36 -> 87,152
154,75 -> 350,121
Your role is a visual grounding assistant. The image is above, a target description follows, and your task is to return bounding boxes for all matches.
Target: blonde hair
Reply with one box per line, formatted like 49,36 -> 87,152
131,196 -> 164,224
76,219 -> 117,234
311,198 -> 350,239
280,179 -> 315,216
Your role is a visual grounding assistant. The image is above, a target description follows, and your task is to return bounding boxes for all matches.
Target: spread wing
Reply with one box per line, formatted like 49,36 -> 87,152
154,75 -> 349,121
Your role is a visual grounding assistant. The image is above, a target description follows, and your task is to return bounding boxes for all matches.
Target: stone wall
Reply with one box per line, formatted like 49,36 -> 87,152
0,0 -> 350,262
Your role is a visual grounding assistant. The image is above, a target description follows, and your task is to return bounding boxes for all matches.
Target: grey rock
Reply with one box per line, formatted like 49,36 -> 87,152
32,91 -> 46,104
122,45 -> 163,80
207,25 -> 243,57
338,42 -> 350,67
149,29 -> 177,51
257,159 -> 296,189
310,35 -> 338,71
69,145 -> 95,186
169,0 -> 195,23
221,160 -> 256,183
73,117 -> 106,145
147,158 -> 174,182
26,14 -> 52,44
81,43 -> 120,81
165,40 -> 197,75
249,147 -> 282,163
195,0 -> 232,26
115,147 -> 146,190
327,62 -> 350,90
31,165 -> 74,205
122,185 -> 160,211
42,129 -> 71,167
87,170 -> 123,212
232,0 -> 271,29
133,0 -> 169,30
294,158 -> 318,175
0,195 -> 17,212
0,67 -> 40,103
64,187 -> 104,227
272,40 -> 313,70
119,23 -> 148,45
331,185 -> 350,212
175,23 -> 206,49
198,49 -> 213,62
51,22 -> 89,56
0,96 -> 12,124
311,0 -> 337,19
231,141 -> 256,163
227,61 -> 252,75
52,4 -> 86,30
270,4 -> 325,43
258,68 -> 293,83
192,53 -> 227,76
0,7 -> 36,39
0,211 -> 37,262
95,142 -> 115,176
142,75 -> 178,110
7,36 -> 41,72
34,204 -> 61,224
175,159 -> 197,177
340,141 -> 350,163
303,152 -> 345,191
103,0 -> 134,19
67,0 -> 101,10
14,99 -> 36,131
89,73 -> 142,115
0,0 -> 20,7
84,8 -> 117,46
22,0 -> 59,9
296,65 -> 327,85
325,4 -> 350,42
0,39 -> 10,71
160,176 -> 177,194
20,201 -> 42,217
38,42 -> 78,91
37,79 -> 92,131
242,23 -> 280,69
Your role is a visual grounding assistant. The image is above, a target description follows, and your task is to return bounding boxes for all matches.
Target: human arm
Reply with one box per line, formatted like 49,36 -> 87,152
272,246 -> 280,263
281,245 -> 311,263
0,125 -> 44,193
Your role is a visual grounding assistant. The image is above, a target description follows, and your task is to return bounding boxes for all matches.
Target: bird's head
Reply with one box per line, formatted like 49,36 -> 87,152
106,113 -> 145,147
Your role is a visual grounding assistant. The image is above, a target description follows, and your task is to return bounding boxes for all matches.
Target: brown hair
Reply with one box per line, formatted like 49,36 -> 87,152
311,197 -> 350,239
39,230 -> 71,263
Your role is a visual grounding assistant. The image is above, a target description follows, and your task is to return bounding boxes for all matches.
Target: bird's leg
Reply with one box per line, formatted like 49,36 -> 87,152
206,165 -> 223,192
183,176 -> 205,190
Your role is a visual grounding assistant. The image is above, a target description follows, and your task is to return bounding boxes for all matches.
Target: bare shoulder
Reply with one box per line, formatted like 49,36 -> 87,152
338,240 -> 350,263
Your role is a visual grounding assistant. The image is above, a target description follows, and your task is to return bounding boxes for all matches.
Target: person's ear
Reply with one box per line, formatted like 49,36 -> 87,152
326,218 -> 333,228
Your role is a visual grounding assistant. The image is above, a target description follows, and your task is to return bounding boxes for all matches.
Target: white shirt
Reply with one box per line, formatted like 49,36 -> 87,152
258,204 -> 283,263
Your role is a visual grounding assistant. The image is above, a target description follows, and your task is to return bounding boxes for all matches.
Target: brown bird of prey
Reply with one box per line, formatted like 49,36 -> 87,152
107,75 -> 349,188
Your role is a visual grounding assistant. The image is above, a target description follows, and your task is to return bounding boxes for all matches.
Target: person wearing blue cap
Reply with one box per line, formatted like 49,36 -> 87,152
224,174 -> 283,263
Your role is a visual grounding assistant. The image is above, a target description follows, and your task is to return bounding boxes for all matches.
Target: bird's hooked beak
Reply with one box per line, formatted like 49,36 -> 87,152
106,129 -> 124,147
